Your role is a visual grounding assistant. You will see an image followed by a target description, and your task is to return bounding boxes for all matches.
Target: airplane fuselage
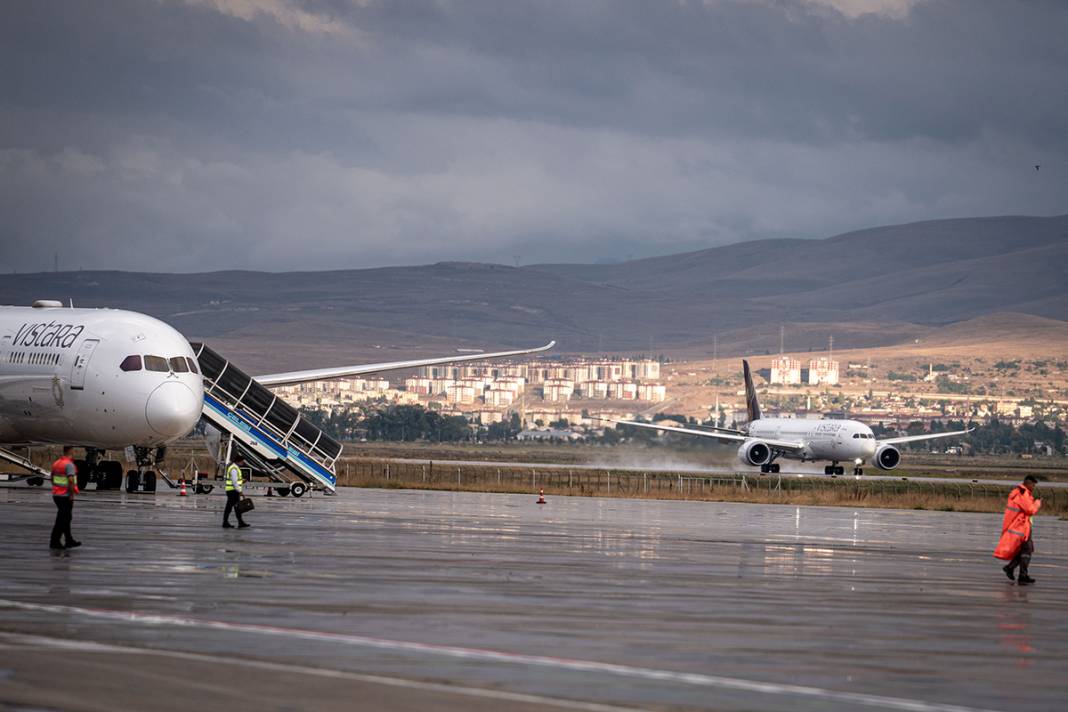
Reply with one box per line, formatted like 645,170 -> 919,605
747,418 -> 877,463
0,304 -> 203,449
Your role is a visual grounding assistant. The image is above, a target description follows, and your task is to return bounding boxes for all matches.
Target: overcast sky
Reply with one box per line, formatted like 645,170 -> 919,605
1,0 -> 1065,273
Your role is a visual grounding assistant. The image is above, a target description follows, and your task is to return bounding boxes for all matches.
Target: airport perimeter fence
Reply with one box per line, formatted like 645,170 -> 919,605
335,459 -> 1068,515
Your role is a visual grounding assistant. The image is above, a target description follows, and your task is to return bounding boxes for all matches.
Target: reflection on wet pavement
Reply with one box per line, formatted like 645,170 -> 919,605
1,486 -> 1065,711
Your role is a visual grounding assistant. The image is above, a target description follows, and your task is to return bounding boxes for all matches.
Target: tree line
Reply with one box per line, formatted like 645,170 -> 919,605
299,405 -> 1066,455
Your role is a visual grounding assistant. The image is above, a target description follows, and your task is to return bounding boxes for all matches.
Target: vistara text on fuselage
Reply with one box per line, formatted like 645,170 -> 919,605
746,418 -> 878,464
0,302 -> 203,448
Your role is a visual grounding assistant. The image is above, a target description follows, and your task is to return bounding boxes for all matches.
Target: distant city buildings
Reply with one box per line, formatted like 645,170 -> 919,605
807,357 -> 839,385
408,357 -> 666,406
770,356 -> 802,384
271,356 -> 669,424
271,377 -> 418,412
271,350 -> 1064,441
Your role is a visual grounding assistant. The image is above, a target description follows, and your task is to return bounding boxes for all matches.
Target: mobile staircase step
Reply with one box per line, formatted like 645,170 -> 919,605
190,343 -> 340,493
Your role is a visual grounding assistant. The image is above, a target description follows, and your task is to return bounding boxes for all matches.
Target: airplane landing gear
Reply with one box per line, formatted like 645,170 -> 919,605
824,462 -> 844,476
853,466 -> 864,476
760,463 -> 781,474
77,449 -> 124,490
127,446 -> 166,492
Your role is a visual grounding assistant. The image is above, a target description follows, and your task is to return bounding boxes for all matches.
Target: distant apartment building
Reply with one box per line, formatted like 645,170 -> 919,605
542,379 -> 575,402
808,357 -> 839,386
445,383 -> 478,405
638,383 -> 667,401
770,356 -> 802,384
487,389 -> 516,407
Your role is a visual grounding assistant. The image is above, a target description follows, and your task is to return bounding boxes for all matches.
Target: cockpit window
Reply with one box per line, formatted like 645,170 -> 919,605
169,356 -> 190,373
120,355 -> 142,372
144,355 -> 169,372
186,357 -> 199,375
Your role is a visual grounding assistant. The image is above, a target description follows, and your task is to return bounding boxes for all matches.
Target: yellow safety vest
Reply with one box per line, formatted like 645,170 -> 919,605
51,456 -> 77,496
225,463 -> 243,492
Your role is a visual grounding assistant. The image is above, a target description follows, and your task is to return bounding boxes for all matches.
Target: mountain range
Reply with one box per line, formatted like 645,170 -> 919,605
2,214 -> 1066,372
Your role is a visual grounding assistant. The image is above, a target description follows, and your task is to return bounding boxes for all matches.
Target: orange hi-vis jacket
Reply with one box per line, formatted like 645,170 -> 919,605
50,456 -> 79,497
993,485 -> 1041,560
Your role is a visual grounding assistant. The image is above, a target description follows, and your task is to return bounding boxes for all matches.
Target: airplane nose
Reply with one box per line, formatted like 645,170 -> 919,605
146,381 -> 201,439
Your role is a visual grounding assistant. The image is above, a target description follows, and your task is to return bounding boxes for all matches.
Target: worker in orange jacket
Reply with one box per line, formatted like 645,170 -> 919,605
993,475 -> 1041,585
50,446 -> 82,550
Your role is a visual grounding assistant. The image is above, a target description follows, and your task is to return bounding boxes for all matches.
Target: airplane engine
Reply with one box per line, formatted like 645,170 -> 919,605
738,441 -> 772,466
873,444 -> 901,470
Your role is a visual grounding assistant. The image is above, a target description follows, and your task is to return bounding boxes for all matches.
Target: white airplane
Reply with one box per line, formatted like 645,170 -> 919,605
612,359 -> 972,476
0,299 -> 553,488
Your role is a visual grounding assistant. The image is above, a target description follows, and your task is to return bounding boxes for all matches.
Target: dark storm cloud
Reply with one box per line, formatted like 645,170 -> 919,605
0,0 -> 1065,273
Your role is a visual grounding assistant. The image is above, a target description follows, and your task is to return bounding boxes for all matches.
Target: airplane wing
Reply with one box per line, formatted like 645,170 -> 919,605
255,341 -> 555,387
607,419 -> 804,451
877,428 -> 974,446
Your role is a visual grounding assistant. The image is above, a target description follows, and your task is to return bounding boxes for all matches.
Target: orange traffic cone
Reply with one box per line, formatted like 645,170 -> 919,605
537,488 -> 546,505
178,479 -> 187,497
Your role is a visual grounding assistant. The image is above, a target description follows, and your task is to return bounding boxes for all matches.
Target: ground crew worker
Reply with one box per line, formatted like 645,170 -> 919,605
994,475 -> 1041,585
222,453 -> 250,529
50,446 -> 82,550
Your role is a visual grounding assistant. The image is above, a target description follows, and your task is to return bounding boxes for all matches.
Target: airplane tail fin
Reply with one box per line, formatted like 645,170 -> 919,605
743,359 -> 762,422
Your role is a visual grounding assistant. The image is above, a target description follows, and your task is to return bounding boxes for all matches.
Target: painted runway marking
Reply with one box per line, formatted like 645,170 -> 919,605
0,632 -> 638,712
0,599 -> 1003,712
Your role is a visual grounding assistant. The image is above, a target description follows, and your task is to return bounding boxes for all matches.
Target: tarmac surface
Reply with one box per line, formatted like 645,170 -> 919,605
1,485 -> 1066,712
386,456 -> 1068,488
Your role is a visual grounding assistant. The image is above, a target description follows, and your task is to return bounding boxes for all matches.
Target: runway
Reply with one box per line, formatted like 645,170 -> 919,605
1,486 -> 1066,711
383,456 -> 1068,488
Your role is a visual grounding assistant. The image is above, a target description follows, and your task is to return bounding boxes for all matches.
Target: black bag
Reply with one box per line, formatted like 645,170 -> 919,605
236,497 -> 255,514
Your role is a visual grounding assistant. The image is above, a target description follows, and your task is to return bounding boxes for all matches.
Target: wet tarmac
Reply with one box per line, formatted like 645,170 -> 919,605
384,457 -> 1068,488
1,486 -> 1066,712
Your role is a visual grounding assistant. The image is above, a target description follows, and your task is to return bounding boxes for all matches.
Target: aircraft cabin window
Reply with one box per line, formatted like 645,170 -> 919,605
169,356 -> 190,373
120,355 -> 143,372
144,355 -> 169,372
186,357 -> 199,374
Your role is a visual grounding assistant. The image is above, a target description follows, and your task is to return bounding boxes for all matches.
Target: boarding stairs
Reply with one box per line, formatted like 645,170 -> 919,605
190,343 -> 340,493
0,447 -> 50,483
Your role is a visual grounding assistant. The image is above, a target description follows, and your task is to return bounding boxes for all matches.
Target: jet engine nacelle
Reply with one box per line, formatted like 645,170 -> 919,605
873,444 -> 901,470
738,440 -> 772,466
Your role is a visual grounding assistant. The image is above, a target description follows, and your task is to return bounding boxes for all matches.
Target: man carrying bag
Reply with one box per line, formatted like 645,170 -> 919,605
222,453 -> 251,529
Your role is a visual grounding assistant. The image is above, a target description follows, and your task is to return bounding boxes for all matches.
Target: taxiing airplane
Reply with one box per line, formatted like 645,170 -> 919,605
612,359 -> 971,476
0,299 -> 553,488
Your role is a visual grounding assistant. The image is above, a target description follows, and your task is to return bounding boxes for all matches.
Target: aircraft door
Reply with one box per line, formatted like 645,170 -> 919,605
70,338 -> 100,390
